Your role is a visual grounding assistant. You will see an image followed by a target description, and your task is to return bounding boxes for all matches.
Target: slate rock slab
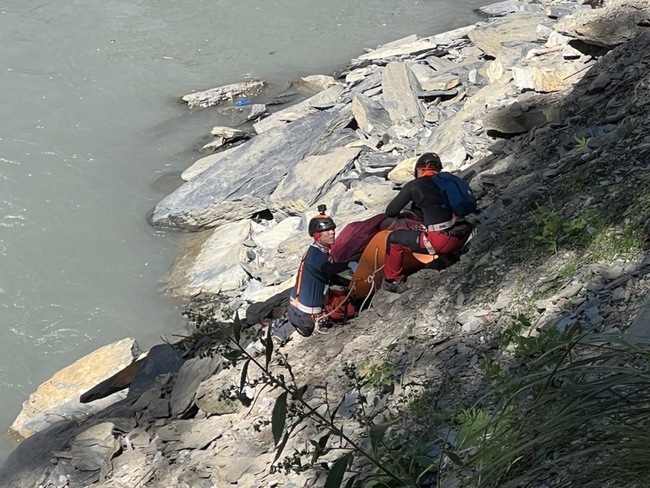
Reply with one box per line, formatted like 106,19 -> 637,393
150,110 -> 339,231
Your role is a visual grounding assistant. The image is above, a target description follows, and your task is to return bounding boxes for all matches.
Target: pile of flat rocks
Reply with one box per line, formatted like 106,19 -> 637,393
149,0 -> 646,329
2,0 -> 649,486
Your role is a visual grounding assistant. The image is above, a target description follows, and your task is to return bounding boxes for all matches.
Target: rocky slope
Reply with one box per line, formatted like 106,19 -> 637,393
1,0 -> 649,486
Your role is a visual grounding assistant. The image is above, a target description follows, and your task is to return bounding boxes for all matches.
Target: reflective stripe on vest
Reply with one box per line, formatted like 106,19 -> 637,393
290,297 -> 323,315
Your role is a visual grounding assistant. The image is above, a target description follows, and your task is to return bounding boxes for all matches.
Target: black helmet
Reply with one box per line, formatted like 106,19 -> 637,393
414,152 -> 443,177
308,205 -> 336,236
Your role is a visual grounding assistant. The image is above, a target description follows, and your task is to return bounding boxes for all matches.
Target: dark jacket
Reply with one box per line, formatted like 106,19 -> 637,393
386,177 -> 453,226
290,242 -> 349,312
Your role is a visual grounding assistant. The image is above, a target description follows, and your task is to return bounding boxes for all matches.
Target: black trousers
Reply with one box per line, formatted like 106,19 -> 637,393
287,304 -> 316,337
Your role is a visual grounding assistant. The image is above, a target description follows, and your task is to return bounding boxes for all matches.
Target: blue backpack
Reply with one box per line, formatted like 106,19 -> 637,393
431,172 -> 477,216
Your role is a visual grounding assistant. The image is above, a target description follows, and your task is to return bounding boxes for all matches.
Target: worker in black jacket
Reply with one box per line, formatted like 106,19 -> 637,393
383,153 -> 472,293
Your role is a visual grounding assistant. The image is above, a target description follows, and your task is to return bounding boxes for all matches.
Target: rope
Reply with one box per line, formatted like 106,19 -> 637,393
316,239 -> 389,332
359,245 -> 384,312
315,277 -> 357,334
320,284 -> 356,322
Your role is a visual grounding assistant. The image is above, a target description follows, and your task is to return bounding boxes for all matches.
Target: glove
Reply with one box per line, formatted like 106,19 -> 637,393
348,261 -> 358,273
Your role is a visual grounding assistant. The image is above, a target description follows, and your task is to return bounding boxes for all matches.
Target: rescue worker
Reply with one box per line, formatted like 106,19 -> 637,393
383,152 -> 473,293
287,206 -> 358,336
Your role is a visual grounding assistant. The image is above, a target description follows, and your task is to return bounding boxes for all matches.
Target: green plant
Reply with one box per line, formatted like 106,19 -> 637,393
449,333 -> 650,488
185,309 -> 444,488
499,314 -> 576,359
528,204 -> 563,253
573,134 -> 590,150
478,358 -> 509,384
528,204 -> 591,254
358,358 -> 398,389
454,408 -> 492,450
616,117 -> 636,138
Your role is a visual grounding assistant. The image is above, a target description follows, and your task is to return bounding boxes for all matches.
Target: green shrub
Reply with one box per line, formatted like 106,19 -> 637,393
450,334 -> 650,488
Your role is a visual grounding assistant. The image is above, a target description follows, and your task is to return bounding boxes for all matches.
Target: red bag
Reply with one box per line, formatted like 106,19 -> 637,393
323,288 -> 357,322
330,213 -> 387,262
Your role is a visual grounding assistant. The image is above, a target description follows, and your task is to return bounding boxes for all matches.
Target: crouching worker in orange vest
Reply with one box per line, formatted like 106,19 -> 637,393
288,206 -> 358,337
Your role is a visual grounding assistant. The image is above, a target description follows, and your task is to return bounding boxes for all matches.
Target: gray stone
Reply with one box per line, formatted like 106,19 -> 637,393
345,65 -> 381,84
462,319 -> 484,333
341,70 -> 384,103
128,344 -> 185,399
130,380 -> 167,413
410,62 -> 462,91
147,398 -> 171,418
421,76 -> 512,169
40,461 -> 99,488
253,84 -> 345,134
210,125 -> 247,139
207,456 -> 260,483
158,417 -> 226,451
424,55 -> 458,73
181,145 -> 239,181
351,93 -> 394,134
182,80 -> 267,109
478,1 -> 521,17
611,287 -> 629,302
588,72 -> 612,93
468,13 -> 552,58
200,135 -> 228,153
512,53 -> 594,92
596,264 -> 624,281
429,25 -> 477,46
196,394 -> 242,416
108,449 -> 157,487
201,125 -> 249,154
10,338 -> 139,440
352,35 -> 439,64
418,88 -> 460,99
559,282 -> 583,299
584,306 -> 604,327
627,298 -> 650,343
381,61 -> 424,126
163,220 -> 252,297
562,43 -> 584,59
555,0 -> 650,47
70,422 -> 119,471
358,152 -> 402,174
150,110 -> 339,230
252,217 -> 302,250
386,156 -> 418,184
545,4 -> 580,19
552,316 -> 575,332
545,31 -> 573,48
0,421 -> 78,488
170,356 -> 223,417
123,427 -> 152,449
219,103 -> 268,125
299,74 -> 337,92
483,95 -> 562,134
269,146 -> 361,215
324,127 -> 361,151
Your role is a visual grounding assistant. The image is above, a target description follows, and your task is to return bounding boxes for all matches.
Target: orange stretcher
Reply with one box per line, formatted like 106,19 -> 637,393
348,230 -> 436,300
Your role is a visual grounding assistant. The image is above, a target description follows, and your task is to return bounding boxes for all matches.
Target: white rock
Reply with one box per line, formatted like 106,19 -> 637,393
252,217 -> 303,250
163,220 -> 252,297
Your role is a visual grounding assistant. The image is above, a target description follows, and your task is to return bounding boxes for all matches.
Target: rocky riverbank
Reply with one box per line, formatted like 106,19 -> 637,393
2,0 -> 649,486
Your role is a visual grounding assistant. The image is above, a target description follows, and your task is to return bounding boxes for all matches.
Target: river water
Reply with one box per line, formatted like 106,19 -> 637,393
0,0 -> 489,462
